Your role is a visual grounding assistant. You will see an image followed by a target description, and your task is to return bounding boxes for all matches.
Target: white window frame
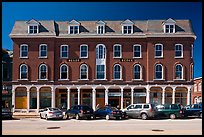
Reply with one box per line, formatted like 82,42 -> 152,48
174,64 -> 183,80
20,64 -> 28,80
155,44 -> 163,58
194,84 -> 197,92
80,44 -> 88,58
39,64 -> 48,80
60,45 -> 68,58
122,25 -> 133,34
68,25 -> 79,34
20,44 -> 28,58
113,64 -> 122,80
133,44 -> 142,58
164,24 -> 175,33
133,64 -> 143,80
97,25 -> 105,34
28,25 -> 39,34
113,44 -> 122,58
80,64 -> 88,80
59,64 -> 69,80
154,64 -> 164,80
175,44 -> 183,58
198,83 -> 201,92
39,44 -> 47,58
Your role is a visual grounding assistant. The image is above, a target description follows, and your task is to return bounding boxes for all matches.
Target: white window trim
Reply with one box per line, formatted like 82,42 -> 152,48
175,44 -> 183,58
113,44 -> 122,58
154,44 -> 163,58
80,64 -> 88,80
97,25 -> 105,34
20,64 -> 28,80
194,84 -> 197,92
80,44 -> 88,58
39,44 -> 48,58
133,44 -> 142,58
20,44 -> 28,58
96,44 -> 106,80
198,83 -> 202,92
60,64 -> 69,80
174,64 -> 184,80
27,24 -> 39,34
68,25 -> 79,34
39,64 -> 47,80
122,25 -> 133,34
164,24 -> 175,33
133,64 -> 142,80
60,45 -> 69,58
113,64 -> 122,80
154,64 -> 164,80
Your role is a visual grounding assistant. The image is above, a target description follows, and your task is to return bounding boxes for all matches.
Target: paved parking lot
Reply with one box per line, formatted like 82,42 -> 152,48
2,118 -> 202,135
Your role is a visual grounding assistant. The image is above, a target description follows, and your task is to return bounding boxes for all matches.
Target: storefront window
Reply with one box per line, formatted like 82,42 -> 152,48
40,92 -> 51,109
30,92 -> 37,109
175,92 -> 187,106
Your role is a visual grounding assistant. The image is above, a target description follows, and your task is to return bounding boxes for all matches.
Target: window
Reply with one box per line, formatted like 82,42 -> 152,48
155,64 -> 163,79
97,25 -> 105,34
133,45 -> 141,58
80,64 -> 88,79
20,64 -> 28,79
96,65 -> 105,79
29,25 -> 38,34
39,64 -> 47,80
175,44 -> 183,58
191,44 -> 193,58
134,64 -> 141,80
113,44 -> 121,58
194,84 -> 197,92
80,45 -> 88,58
155,44 -> 163,58
60,45 -> 68,58
175,64 -> 183,79
20,44 -> 28,58
39,44 -> 47,58
113,64 -> 121,80
69,26 -> 79,34
198,83 -> 201,92
96,45 -> 106,59
134,105 -> 142,109
123,25 -> 133,34
165,25 -> 174,33
60,64 -> 68,79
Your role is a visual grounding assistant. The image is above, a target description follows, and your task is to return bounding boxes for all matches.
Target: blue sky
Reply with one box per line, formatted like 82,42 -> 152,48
2,2 -> 202,78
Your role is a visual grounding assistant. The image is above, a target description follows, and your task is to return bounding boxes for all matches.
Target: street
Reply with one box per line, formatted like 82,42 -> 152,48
2,117 -> 202,135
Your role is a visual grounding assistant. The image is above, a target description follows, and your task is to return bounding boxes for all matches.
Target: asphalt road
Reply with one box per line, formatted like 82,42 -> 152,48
2,117 -> 202,135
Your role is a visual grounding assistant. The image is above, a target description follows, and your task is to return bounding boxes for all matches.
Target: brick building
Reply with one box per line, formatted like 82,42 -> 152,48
10,18 -> 196,113
192,77 -> 202,104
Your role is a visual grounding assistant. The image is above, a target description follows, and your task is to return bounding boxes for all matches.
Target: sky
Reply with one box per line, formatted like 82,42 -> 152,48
2,2 -> 202,78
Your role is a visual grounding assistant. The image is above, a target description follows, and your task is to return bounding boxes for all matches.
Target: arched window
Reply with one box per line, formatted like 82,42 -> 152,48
20,64 -> 28,79
39,64 -> 47,79
80,64 -> 88,79
155,64 -> 163,79
175,64 -> 183,79
96,44 -> 106,59
113,64 -> 121,79
134,64 -> 141,79
60,64 -> 68,79
96,44 -> 106,80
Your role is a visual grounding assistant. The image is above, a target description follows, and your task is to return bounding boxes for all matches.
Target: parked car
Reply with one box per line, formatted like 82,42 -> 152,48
182,103 -> 202,118
94,105 -> 127,120
154,104 -> 183,119
65,105 -> 94,120
2,108 -> 13,119
122,103 -> 156,120
39,107 -> 64,120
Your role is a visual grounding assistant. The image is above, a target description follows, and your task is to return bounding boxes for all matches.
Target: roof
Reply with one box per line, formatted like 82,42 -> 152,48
9,19 -> 196,39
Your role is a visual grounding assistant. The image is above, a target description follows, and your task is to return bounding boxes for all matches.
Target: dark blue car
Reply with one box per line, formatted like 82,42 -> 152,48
182,103 -> 202,118
94,106 -> 127,120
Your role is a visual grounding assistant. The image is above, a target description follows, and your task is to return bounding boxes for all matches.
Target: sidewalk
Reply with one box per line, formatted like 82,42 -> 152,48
13,112 -> 40,118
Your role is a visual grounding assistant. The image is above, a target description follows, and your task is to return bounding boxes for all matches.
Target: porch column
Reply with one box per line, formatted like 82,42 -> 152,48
67,88 -> 70,109
37,88 -> 40,112
162,87 -> 165,104
51,89 -> 55,108
172,87 -> 175,104
12,89 -> 15,112
120,88 -> 124,109
77,88 -> 80,105
105,89 -> 108,105
27,90 -> 30,113
131,88 -> 134,105
92,88 -> 96,111
146,86 -> 150,103
187,87 -> 191,105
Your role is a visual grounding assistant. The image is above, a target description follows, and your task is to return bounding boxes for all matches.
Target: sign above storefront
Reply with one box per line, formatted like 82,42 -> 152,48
120,58 -> 135,62
67,59 -> 81,62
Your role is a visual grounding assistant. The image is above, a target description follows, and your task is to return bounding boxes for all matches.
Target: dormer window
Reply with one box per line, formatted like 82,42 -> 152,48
26,19 -> 40,34
121,19 -> 134,34
68,20 -> 80,34
96,20 -> 106,34
163,18 -> 176,33
29,25 -> 38,34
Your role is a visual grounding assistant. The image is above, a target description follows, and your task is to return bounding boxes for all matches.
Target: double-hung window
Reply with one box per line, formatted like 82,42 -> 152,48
96,65 -> 105,79
165,25 -> 174,33
20,44 -> 28,58
20,64 -> 28,79
133,45 -> 141,58
29,25 -> 38,34
61,45 -> 68,58
155,64 -> 163,79
69,26 -> 79,34
39,44 -> 47,58
155,44 -> 163,58
113,64 -> 121,80
97,25 -> 105,34
123,25 -> 132,34
113,44 -> 121,58
175,44 -> 183,58
80,45 -> 88,58
175,64 -> 183,79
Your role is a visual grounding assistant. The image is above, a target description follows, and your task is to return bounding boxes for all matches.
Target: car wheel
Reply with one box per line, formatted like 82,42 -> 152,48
40,114 -> 43,119
141,113 -> 148,120
45,115 -> 49,120
170,114 -> 176,119
105,115 -> 110,120
64,114 -> 69,119
76,114 -> 80,120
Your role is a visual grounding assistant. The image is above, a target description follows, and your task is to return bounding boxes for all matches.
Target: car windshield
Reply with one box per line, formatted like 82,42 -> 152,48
49,108 -> 60,111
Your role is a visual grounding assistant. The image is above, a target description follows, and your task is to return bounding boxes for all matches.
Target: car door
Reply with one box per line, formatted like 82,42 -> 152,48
125,104 -> 135,118
192,104 -> 200,116
133,104 -> 143,118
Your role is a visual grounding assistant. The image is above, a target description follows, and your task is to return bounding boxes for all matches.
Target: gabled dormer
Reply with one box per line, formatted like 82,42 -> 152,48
96,20 -> 106,34
26,19 -> 40,34
121,19 -> 134,34
68,20 -> 80,34
162,18 -> 176,33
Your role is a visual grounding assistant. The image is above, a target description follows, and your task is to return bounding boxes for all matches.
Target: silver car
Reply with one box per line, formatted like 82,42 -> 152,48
39,107 -> 64,120
123,103 -> 156,120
